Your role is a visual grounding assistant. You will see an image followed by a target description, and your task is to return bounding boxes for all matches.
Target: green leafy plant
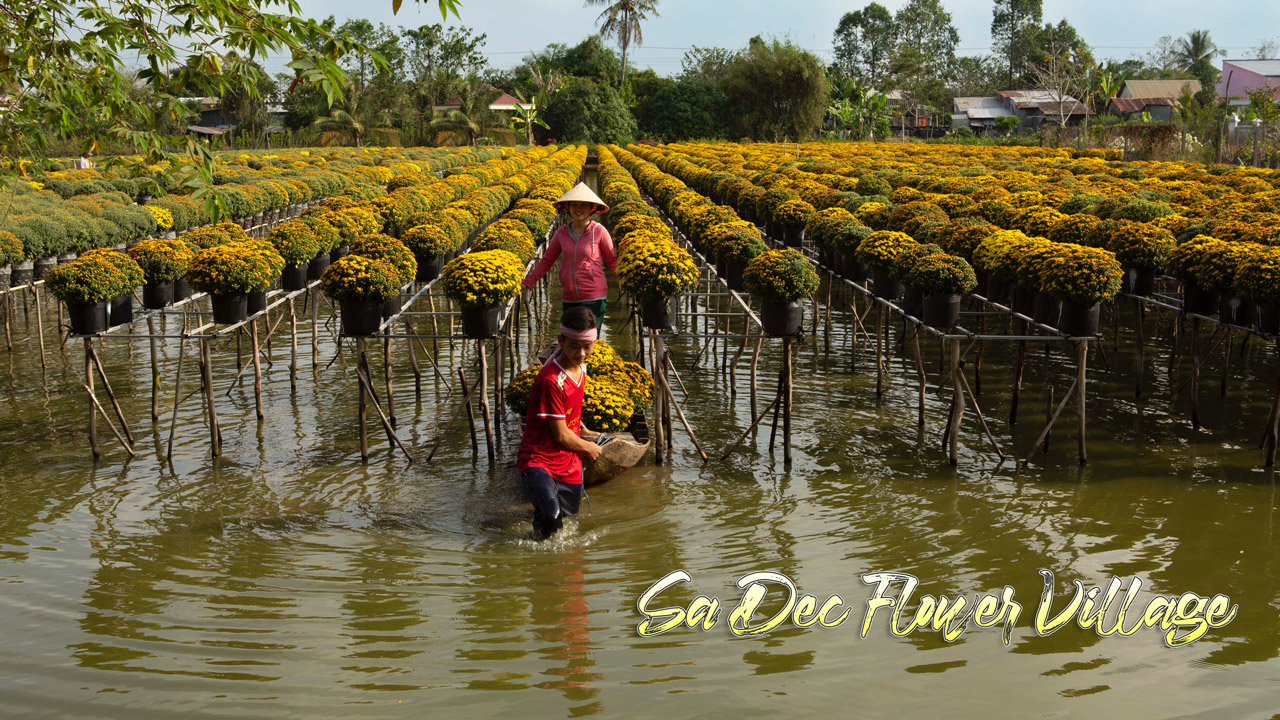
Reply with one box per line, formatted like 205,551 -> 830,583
743,248 -> 820,304
320,255 -> 402,303
128,238 -> 195,283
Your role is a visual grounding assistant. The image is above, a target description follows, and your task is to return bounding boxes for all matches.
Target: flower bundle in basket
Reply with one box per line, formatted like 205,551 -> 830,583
440,250 -> 524,338
320,255 -> 403,336
268,221 -> 322,290
1035,244 -> 1123,336
129,238 -> 195,308
903,251 -> 977,330
187,241 -> 281,324
617,237 -> 699,329
773,199 -> 816,247
855,230 -> 917,300
743,248 -> 819,337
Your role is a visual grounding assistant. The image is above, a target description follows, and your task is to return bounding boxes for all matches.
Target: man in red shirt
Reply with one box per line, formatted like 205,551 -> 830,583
517,306 -> 605,539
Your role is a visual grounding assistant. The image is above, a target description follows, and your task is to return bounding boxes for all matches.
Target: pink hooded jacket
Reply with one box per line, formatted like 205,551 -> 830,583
522,221 -> 617,302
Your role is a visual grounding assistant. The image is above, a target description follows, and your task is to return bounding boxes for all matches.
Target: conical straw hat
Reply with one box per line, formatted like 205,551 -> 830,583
553,182 -> 609,215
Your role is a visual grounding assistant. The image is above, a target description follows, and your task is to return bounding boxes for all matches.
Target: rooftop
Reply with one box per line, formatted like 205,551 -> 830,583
1109,97 -> 1176,113
1121,79 -> 1201,98
1223,59 -> 1280,77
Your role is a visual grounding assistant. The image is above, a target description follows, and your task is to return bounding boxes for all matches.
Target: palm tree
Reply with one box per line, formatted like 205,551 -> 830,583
509,91 -> 548,145
312,89 -> 399,147
429,78 -> 517,146
584,0 -> 660,87
1174,30 -> 1222,71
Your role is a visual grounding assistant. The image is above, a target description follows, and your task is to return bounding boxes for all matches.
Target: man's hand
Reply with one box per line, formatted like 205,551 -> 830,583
549,417 -> 603,463
581,442 -> 602,463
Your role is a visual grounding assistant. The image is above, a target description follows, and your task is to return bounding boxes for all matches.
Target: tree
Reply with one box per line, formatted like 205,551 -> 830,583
681,46 -> 736,88
313,87 -> 399,146
1254,37 -> 1280,60
639,79 -> 727,141
1028,29 -> 1089,131
584,0 -> 660,88
625,68 -> 675,130
1175,30 -> 1224,89
832,4 -> 897,88
543,77 -> 637,142
402,23 -> 488,144
990,0 -> 1043,87
561,36 -> 624,87
827,78 -> 888,140
893,0 -> 960,83
219,58 -> 280,137
950,55 -> 1003,99
721,37 -> 830,141
429,77 -> 516,146
508,91 -> 549,145
994,115 -> 1019,136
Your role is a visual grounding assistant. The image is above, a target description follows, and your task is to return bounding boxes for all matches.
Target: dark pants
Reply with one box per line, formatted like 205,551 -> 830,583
521,467 -> 584,539
561,298 -> 606,334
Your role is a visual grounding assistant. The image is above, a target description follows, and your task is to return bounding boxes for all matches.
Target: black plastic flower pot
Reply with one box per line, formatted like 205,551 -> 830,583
142,281 -> 173,309
173,276 -> 193,302
211,292 -> 248,324
1259,301 -> 1280,335
903,286 -> 924,319
1059,301 -> 1101,336
247,289 -> 268,315
307,252 -> 331,281
922,293 -> 962,330
842,254 -> 868,283
415,255 -> 443,283
381,293 -> 403,318
340,297 -> 383,336
725,261 -> 745,293
460,304 -> 504,338
330,245 -> 350,263
782,226 -> 803,248
1182,280 -> 1218,316
1033,291 -> 1062,327
871,266 -> 903,301
281,262 -> 308,291
760,300 -> 804,337
639,296 -> 674,329
67,301 -> 109,335
1122,267 -> 1155,297
1012,282 -> 1036,315
109,293 -> 133,327
715,256 -> 729,280
1219,294 -> 1254,328
33,257 -> 57,281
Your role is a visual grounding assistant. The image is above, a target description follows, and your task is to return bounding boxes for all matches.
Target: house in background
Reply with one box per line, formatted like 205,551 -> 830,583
433,86 -> 533,114
996,90 -> 1087,129
1118,79 -> 1201,100
1217,60 -> 1280,108
950,96 -> 1015,135
1107,97 -> 1176,122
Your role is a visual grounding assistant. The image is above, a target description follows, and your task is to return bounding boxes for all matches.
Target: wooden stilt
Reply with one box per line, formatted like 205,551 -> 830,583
250,318 -> 264,420
823,276 -> 832,353
354,364 -> 414,462
1135,298 -> 1145,398
783,337 -> 793,464
1264,341 -> 1280,466
310,288 -> 319,367
651,330 -> 665,465
478,340 -> 495,465
89,345 -> 133,445
148,316 -> 160,422
34,286 -> 46,370
167,337 -> 188,459
384,337 -> 395,428
769,366 -> 784,454
236,327 -> 243,375
722,387 -> 783,460
875,303 -> 885,399
912,326 -> 926,428
1077,341 -> 1088,464
749,335 -> 761,420
1043,385 -> 1054,455
1221,328 -> 1233,397
357,337 -> 369,462
288,298 -> 298,391
661,355 -> 708,462
958,370 -> 1002,460
428,293 -> 441,356
201,339 -> 220,457
975,314 -> 985,396
86,339 -> 99,459
406,318 -> 421,396
1024,376 -> 1079,466
2,294 -> 10,351
1191,317 -> 1200,429
83,384 -> 134,456
1010,320 -> 1028,425
459,367 -> 478,457
948,338 -> 963,466
494,332 -> 505,446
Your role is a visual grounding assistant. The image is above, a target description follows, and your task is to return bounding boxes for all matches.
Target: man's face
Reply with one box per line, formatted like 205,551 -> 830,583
558,335 -> 595,367
566,202 -> 594,223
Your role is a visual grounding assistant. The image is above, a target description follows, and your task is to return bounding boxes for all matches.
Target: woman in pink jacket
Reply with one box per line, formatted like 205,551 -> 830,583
523,183 -> 617,333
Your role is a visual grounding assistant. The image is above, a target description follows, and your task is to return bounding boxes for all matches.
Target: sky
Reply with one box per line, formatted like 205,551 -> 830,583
265,0 -> 1279,76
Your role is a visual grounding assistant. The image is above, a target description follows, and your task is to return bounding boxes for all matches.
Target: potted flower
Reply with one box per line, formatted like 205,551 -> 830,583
972,230 -> 1046,309
240,239 -> 285,314
472,219 -> 537,264
1110,225 -> 1176,296
1036,244 -> 1123,336
773,199 -> 815,248
1167,235 -> 1224,316
349,234 -> 417,316
617,238 -> 699,328
904,252 -> 978,330
581,377 -> 637,433
830,223 -> 873,281
401,223 -> 456,282
129,238 -> 195,308
320,255 -> 402,336
44,255 -> 124,335
80,249 -> 144,326
298,214 -> 343,262
890,243 -> 944,319
0,230 -> 23,292
187,242 -> 279,324
440,250 -> 524,338
855,230 -> 917,300
1013,242 -> 1066,326
743,248 -> 820,337
718,231 -> 769,292
1237,246 -> 1280,333
1198,240 -> 1266,326
268,221 -> 321,291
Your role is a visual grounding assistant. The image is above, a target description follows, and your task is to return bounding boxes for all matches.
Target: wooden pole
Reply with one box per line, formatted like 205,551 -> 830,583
354,365 -> 414,462
823,277 -> 832,353
1077,340 -> 1088,464
459,366 -> 478,457
1024,376 -> 1079,466
1043,385 -> 1054,455
749,335 -> 761,420
406,318 -> 421,396
86,338 -> 98,459
1220,328 -> 1233,398
662,355 -> 709,462
948,338 -> 963,466
201,339 -> 220,457
89,345 -> 134,446
289,297 -> 298,391
1010,320 -> 1028,425
1135,298 -> 1145,398
384,336 -> 396,428
310,288 -> 319,367
34,286 -> 46,370
651,330 -> 665,465
478,339 -> 495,465
1191,317 -> 1200,429
875,303 -> 884,399
249,318 -> 264,420
2,294 -> 10,351
148,316 -> 160,421
357,337 -> 368,462
783,337 -> 793,464
166,338 -> 188,460
722,388 -> 783,460
82,384 -> 134,456
1265,340 -> 1280,466
912,326 -> 926,428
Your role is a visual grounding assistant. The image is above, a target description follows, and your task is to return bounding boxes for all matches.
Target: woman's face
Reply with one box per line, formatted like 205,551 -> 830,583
566,202 -> 594,222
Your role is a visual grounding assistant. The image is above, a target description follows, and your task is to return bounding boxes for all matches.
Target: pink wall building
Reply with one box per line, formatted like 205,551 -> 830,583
1218,60 -> 1280,104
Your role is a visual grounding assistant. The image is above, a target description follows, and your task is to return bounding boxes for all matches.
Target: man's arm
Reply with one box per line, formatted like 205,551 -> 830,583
548,418 -> 602,462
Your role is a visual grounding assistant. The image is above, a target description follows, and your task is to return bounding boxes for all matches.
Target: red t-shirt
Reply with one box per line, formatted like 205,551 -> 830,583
517,355 -> 587,484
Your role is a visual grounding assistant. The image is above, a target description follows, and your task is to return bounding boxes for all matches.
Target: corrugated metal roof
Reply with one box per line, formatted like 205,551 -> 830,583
1224,60 -> 1280,76
1109,97 -> 1175,113
967,107 -> 1014,119
953,96 -> 1006,111
1039,101 -> 1091,115
1121,79 -> 1201,98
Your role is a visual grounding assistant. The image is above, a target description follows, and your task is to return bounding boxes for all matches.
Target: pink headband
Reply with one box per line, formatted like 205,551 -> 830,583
559,325 -> 597,342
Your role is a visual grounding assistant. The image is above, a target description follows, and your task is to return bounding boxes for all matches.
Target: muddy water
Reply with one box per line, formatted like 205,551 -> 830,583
5,245 -> 1280,715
